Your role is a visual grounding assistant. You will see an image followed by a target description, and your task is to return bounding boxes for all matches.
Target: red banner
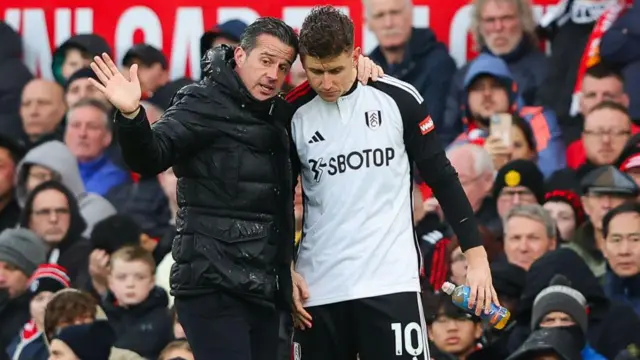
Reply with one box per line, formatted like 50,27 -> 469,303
1,0 -> 558,80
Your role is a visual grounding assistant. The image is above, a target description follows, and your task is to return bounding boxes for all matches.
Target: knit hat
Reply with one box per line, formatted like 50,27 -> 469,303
0,228 -> 47,276
64,67 -> 99,91
53,320 -> 115,360
28,264 -> 70,295
493,160 -> 545,203
507,327 -> 584,360
531,275 -> 588,334
544,169 -> 586,225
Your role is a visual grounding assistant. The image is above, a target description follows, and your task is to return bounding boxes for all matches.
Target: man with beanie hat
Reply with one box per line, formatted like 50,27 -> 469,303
64,67 -> 110,109
543,169 -> 586,243
50,320 -> 116,360
531,275 -> 606,360
617,133 -> 640,188
493,159 -> 545,219
6,264 -> 70,360
0,228 -> 47,360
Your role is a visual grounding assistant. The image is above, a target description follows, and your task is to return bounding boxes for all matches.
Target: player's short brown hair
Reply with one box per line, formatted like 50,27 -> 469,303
109,245 -> 156,274
44,289 -> 97,341
298,6 -> 355,59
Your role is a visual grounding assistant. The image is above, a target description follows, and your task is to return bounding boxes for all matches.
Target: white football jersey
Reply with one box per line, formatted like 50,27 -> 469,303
287,76 -> 441,307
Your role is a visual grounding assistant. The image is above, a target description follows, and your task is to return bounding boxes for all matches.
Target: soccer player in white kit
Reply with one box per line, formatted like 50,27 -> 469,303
285,6 -> 498,360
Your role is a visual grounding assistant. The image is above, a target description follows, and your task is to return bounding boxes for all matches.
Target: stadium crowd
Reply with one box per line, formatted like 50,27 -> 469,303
1,0 -> 640,359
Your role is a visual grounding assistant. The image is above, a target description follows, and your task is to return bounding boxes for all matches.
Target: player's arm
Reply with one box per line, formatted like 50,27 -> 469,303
396,87 -> 483,253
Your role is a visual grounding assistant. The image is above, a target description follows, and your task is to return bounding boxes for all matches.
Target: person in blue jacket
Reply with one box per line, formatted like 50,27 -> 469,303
447,54 -> 565,178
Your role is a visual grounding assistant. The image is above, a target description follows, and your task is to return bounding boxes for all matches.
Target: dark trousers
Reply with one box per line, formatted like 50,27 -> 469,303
175,291 -> 280,360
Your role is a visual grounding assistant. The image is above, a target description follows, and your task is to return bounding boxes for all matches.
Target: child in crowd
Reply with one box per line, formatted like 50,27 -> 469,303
103,246 -> 173,359
171,305 -> 186,339
158,339 -> 194,360
49,320 -> 115,360
6,264 -> 70,360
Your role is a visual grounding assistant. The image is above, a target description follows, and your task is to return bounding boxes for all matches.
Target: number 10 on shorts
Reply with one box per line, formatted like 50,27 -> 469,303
391,322 -> 425,357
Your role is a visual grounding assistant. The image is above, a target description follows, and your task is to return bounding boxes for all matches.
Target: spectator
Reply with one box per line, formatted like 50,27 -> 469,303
19,79 -> 66,149
543,169 -> 586,243
503,204 -> 557,271
564,64 -> 637,170
15,140 -> 117,237
566,166 -> 639,279
578,101 -> 633,178
19,180 -> 91,287
448,54 -> 565,177
365,0 -> 457,135
507,327 -> 584,360
42,288 -> 144,360
6,264 -> 70,360
154,167 -> 178,306
492,159 -> 545,219
510,248 -> 640,359
289,59 -> 307,88
602,203 -> 640,314
121,44 -> 169,97
0,228 -> 47,359
199,19 -> 247,62
484,114 -> 537,171
49,320 -> 115,360
64,67 -> 110,109
444,0 -> 548,144
103,246 -> 173,359
64,99 -> 129,196
51,34 -> 112,86
0,22 -> 34,141
532,275 -> 607,359
617,133 -> 640,188
599,0 -> 640,120
158,339 -> 194,360
0,134 -> 25,232
424,292 -> 494,359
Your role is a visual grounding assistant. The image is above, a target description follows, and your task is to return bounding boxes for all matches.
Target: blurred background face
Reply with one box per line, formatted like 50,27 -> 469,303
543,201 -> 577,241
510,125 -> 536,161
478,0 -> 523,55
49,339 -> 80,360
303,49 -> 358,102
579,75 -> 628,115
26,165 -> 58,193
62,49 -> 91,80
582,193 -> 629,231
0,148 -> 16,200
20,80 -> 66,141
29,189 -> 71,245
467,76 -> 510,121
582,108 -> 631,166
158,167 -> 178,207
428,314 -> 482,356
31,291 -> 55,326
603,212 -> 640,277
161,349 -> 194,360
65,78 -> 110,108
108,259 -> 154,306
539,311 -> 576,328
449,247 -> 467,285
289,60 -> 307,88
497,186 -> 537,218
365,0 -> 413,50
0,261 -> 28,298
504,215 -> 555,270
234,35 -> 294,101
64,105 -> 112,163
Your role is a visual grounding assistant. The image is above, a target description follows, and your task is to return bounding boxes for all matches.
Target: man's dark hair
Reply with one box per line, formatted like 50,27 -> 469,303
587,100 -> 630,118
239,17 -> 298,60
299,6 -> 355,59
603,202 -> 640,238
422,291 -> 481,325
585,62 -> 624,83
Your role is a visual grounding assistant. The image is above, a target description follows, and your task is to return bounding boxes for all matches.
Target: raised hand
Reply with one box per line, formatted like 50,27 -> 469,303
89,53 -> 141,114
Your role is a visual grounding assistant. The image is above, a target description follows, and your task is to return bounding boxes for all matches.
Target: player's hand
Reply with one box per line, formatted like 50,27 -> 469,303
292,269 -> 313,330
356,54 -> 384,84
89,53 -> 142,114
464,246 -> 499,316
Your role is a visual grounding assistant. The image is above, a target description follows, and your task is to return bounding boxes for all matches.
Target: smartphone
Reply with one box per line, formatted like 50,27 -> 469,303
490,113 -> 513,147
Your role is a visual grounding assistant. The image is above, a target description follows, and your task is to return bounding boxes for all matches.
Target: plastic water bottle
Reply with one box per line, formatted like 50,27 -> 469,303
441,281 -> 511,330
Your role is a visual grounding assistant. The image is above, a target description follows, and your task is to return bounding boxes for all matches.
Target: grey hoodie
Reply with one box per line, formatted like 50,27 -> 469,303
15,141 -> 116,237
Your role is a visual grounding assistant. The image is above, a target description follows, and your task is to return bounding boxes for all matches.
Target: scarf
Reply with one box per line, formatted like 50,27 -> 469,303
570,0 -> 630,116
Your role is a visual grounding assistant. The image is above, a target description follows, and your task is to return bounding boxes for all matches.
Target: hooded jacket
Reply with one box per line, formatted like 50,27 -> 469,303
448,54 -> 566,178
443,38 -> 549,145
51,34 -> 111,86
0,22 -> 34,143
15,141 -> 116,237
508,248 -> 640,360
18,181 -> 90,288
368,28 -> 457,142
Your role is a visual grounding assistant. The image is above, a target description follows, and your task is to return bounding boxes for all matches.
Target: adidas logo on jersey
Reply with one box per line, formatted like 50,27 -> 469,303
308,131 -> 325,144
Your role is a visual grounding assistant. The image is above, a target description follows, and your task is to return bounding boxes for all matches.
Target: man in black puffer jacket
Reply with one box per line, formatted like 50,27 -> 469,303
90,18 -> 299,360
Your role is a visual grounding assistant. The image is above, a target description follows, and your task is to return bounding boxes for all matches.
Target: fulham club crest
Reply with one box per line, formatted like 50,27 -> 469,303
365,110 -> 382,130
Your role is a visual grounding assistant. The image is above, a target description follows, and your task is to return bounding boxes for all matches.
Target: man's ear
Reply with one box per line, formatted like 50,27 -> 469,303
352,47 -> 362,65
234,46 -> 246,68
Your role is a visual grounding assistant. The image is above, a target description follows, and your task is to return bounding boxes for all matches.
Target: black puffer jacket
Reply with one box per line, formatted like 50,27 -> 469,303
115,45 -> 294,309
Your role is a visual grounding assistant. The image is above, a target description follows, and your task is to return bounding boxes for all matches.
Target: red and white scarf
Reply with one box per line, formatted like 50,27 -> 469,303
570,0 -> 631,116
